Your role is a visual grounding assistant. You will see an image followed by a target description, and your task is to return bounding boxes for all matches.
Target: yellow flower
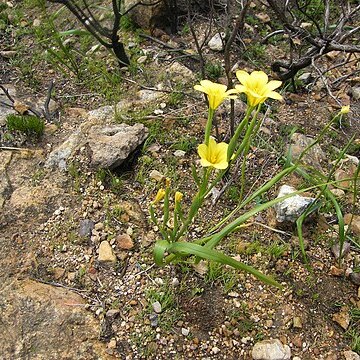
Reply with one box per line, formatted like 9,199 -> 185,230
340,105 -> 350,114
152,188 -> 165,204
235,70 -> 283,107
165,178 -> 171,188
175,191 -> 183,204
194,80 -> 239,110
197,137 -> 229,170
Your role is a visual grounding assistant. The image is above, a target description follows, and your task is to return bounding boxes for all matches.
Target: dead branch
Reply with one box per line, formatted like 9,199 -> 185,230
266,0 -> 360,81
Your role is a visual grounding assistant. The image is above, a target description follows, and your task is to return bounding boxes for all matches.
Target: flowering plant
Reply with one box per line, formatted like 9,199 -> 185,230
149,70 -> 350,286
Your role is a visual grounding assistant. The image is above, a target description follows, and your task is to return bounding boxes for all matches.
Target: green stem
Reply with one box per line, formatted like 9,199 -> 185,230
204,108 -> 215,145
227,106 -> 253,161
174,168 -> 211,241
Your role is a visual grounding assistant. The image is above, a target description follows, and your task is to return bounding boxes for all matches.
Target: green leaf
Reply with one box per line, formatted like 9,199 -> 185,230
153,240 -> 170,266
167,242 -> 282,288
58,29 -> 89,36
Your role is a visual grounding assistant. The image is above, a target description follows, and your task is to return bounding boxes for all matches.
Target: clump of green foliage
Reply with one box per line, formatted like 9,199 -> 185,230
6,114 -> 45,137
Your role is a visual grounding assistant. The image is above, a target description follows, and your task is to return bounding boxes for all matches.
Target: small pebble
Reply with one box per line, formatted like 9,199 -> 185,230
181,328 -> 189,336
152,301 -> 162,314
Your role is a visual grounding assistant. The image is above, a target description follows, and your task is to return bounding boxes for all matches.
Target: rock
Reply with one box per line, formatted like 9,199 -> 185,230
167,62 -> 194,82
137,55 -> 147,64
150,169 -> 165,181
208,32 -> 225,51
344,351 -> 360,360
0,279 -> 108,359
251,338 -> 291,360
350,86 -> 360,100
152,301 -> 162,314
123,0 -> 167,30
330,188 -> 345,198
45,131 -> 81,170
149,313 -> 158,327
10,181 -> 61,210
98,241 -> 117,263
0,152 -> 12,208
116,233 -> 134,250
87,123 -> 148,169
298,72 -> 313,84
292,317 -> 302,329
0,50 -> 17,58
273,185 -> 315,223
46,121 -> 148,170
137,89 -> 163,102
52,267 -> 66,280
288,133 -> 326,170
334,169 -> 351,188
350,272 -> 360,286
331,242 -> 351,260
181,328 -> 190,336
87,105 -> 115,122
94,222 -> 104,231
0,84 -> 17,125
349,215 -> 360,236
329,265 -> 344,277
332,307 -> 350,330
34,97 -> 59,116
212,346 -> 220,354
255,12 -> 271,23
173,150 -> 186,157
79,219 -> 95,237
106,309 -> 120,318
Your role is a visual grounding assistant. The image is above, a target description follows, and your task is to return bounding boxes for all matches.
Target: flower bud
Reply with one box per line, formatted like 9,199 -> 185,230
340,105 -> 350,114
152,188 -> 165,204
175,191 -> 183,204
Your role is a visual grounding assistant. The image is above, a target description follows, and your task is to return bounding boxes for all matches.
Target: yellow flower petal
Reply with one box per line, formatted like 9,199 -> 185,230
236,70 -> 250,85
252,71 -> 268,86
175,191 -> 183,203
268,91 -> 283,101
340,105 -> 350,114
152,188 -> 166,204
198,137 -> 229,170
267,80 -> 282,91
235,70 -> 283,106
194,79 -> 238,110
197,143 -> 208,159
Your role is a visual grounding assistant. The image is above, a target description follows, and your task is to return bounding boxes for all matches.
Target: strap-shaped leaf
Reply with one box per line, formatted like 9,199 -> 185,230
153,240 -> 170,266
167,242 -> 281,288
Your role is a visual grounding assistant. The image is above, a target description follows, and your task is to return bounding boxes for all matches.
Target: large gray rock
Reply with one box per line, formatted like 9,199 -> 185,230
88,123 -> 148,169
343,351 -> 360,360
0,279 -> 109,359
288,133 -> 326,170
274,185 -> 315,223
123,0 -> 167,29
46,120 -> 148,170
252,339 -> 291,360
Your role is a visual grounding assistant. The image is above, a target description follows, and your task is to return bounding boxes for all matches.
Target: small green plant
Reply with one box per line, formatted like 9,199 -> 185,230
6,114 -> 44,137
120,15 -> 136,31
171,136 -> 197,152
205,62 -> 223,81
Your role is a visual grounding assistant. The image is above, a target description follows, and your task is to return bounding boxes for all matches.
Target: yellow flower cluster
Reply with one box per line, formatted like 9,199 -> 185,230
194,70 -> 283,110
194,70 -> 283,170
